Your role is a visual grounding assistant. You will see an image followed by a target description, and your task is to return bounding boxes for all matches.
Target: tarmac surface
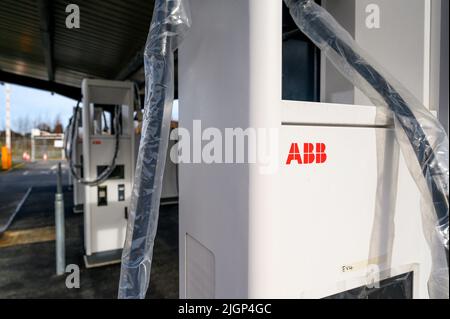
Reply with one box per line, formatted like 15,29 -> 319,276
0,161 -> 178,298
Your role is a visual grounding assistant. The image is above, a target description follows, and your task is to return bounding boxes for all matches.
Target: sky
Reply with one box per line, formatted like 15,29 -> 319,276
0,83 -> 76,133
0,83 -> 179,134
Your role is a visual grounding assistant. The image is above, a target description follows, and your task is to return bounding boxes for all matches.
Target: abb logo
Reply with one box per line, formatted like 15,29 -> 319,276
286,143 -> 327,165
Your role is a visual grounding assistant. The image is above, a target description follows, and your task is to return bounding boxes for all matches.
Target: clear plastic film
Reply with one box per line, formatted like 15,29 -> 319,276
118,0 -> 191,299
285,0 -> 449,298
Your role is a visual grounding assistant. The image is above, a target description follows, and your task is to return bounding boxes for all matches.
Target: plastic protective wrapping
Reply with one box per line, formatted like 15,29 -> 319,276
118,0 -> 191,299
285,0 -> 449,298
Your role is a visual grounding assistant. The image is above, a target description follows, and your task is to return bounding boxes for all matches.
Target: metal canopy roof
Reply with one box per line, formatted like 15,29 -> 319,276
0,0 -> 154,100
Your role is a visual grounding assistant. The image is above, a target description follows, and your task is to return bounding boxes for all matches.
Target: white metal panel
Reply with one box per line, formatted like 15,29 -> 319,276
281,100 -> 390,127
274,123 -> 428,298
322,0 -> 440,111
354,0 -> 431,107
186,234 -> 215,299
179,0 -> 253,298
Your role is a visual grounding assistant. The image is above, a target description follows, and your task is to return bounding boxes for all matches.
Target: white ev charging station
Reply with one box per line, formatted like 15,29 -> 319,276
177,0 -> 446,299
65,79 -> 180,267
81,79 -> 136,266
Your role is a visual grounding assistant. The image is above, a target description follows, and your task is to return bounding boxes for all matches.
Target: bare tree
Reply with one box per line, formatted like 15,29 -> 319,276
14,115 -> 32,134
23,115 -> 32,134
53,114 -> 63,134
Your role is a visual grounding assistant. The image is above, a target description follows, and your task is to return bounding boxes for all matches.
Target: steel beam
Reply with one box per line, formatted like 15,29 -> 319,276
37,0 -> 55,82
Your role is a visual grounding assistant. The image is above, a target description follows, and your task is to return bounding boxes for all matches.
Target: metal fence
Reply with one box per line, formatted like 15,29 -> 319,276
0,136 -> 64,161
0,136 -> 30,161
31,135 -> 65,161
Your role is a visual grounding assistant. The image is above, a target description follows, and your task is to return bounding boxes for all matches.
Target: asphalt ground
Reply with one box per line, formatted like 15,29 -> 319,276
0,161 -> 178,298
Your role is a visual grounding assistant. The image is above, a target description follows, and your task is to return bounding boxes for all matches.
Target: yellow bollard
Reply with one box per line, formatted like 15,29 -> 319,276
1,146 -> 12,170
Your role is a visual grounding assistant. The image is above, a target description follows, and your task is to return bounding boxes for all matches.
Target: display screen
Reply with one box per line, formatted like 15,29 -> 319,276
97,165 -> 125,180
